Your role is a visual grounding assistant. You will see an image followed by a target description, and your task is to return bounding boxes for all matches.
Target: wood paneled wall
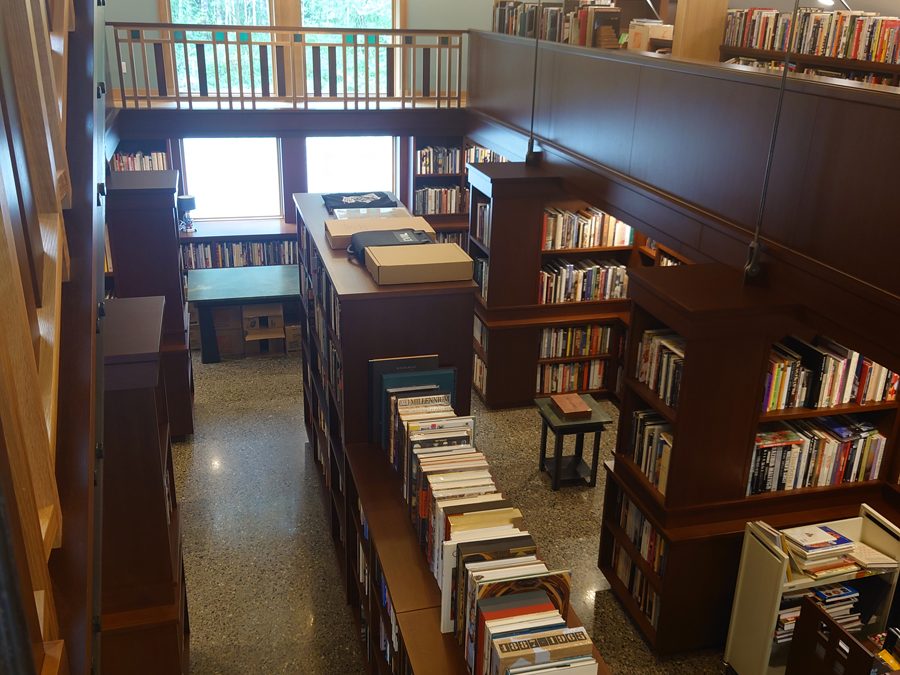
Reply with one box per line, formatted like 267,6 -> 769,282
467,31 -> 900,371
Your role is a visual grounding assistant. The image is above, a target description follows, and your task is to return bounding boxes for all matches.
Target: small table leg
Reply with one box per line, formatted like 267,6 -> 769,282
552,433 -> 563,491
589,430 -> 602,487
197,304 -> 221,364
539,421 -> 548,471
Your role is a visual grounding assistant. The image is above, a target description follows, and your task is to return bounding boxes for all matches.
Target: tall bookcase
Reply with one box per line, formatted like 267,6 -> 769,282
467,162 -> 632,408
106,170 -> 195,437
100,297 -> 188,674
294,192 -> 476,673
598,263 -> 900,654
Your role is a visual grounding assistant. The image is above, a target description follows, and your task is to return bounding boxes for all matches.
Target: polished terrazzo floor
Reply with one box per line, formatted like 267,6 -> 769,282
174,352 -> 724,674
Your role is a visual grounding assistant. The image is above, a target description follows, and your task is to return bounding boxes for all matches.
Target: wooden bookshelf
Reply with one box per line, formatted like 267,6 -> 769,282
100,297 -> 189,674
409,135 -> 469,225
295,191 -> 474,672
720,45 -> 900,84
105,170 -> 194,437
466,162 -> 633,408
598,263 -> 900,654
178,218 -> 299,272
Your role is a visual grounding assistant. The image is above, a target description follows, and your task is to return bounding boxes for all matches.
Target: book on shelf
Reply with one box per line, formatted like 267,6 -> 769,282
418,146 -> 462,175
413,186 -> 469,215
181,240 -> 298,270
474,353 -> 489,395
630,411 -> 673,496
782,524 -> 854,558
747,416 -> 887,496
474,315 -> 489,353
723,8 -> 900,65
378,367 -> 457,449
538,258 -> 628,304
111,150 -> 168,171
492,626 -> 594,675
474,202 -> 492,247
540,324 -> 612,359
636,329 -> 685,409
616,490 -> 667,576
611,539 -> 660,628
474,258 -> 490,302
765,336 -> 898,412
438,230 -> 467,247
541,205 -> 634,251
536,360 -> 605,394
466,145 -> 509,165
367,354 -> 439,443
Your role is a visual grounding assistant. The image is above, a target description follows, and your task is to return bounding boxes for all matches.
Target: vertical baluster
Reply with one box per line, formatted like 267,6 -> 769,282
327,45 -> 337,98
455,35 -> 462,108
211,31 -> 222,109
248,32 -> 257,110
170,27 -> 182,110
410,35 -> 417,108
422,46 -> 431,103
375,35 -> 381,110
139,29 -> 152,108
386,37 -> 395,100
153,43 -> 168,99
224,33 -> 234,111
127,30 -> 139,108
435,36 -> 442,109
342,34 -> 349,110
196,42 -> 208,97
114,29 -> 127,108
236,32 -> 245,110
179,30 -> 193,109
312,45 -> 322,98
275,44 -> 286,99
259,45 -> 270,97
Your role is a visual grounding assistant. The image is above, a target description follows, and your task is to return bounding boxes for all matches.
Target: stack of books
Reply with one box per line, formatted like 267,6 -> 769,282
370,355 -> 600,674
776,584 -> 862,643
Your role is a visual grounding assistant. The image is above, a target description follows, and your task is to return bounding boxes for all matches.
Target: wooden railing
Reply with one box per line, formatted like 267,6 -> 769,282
108,23 -> 467,110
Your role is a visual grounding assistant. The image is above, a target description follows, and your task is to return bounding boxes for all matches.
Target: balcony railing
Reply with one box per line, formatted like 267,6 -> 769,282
108,23 -> 467,110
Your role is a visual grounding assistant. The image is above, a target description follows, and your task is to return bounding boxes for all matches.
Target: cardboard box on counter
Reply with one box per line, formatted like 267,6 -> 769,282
365,243 -> 473,285
325,216 -> 435,250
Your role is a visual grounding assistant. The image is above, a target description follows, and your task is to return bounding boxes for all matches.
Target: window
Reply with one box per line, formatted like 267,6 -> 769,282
301,0 -> 393,29
181,138 -> 282,219
305,136 -> 394,194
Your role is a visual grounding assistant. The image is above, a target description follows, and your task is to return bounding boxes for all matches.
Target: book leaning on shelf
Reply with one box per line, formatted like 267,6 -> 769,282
369,354 -> 600,673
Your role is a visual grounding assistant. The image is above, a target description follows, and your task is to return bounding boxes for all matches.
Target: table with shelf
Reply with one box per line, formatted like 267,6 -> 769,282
185,265 -> 300,363
535,395 -> 613,490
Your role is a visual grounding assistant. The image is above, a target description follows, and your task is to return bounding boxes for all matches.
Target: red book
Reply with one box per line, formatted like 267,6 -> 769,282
578,9 -> 589,46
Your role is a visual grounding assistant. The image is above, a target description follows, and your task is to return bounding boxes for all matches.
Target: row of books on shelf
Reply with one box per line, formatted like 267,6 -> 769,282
541,206 -> 634,251
615,490 -> 667,576
110,150 -> 168,172
630,411 -> 672,496
724,8 -> 900,65
492,1 -> 621,49
537,360 -> 606,395
763,336 -> 897,413
474,354 -> 488,396
438,231 -> 467,247
474,259 -> 490,301
539,324 -> 614,360
747,417 -> 887,496
180,240 -> 298,270
368,354 -> 600,675
723,57 -> 900,86
611,542 -> 660,628
474,316 -> 489,354
466,145 -> 509,165
474,202 -> 492,248
417,145 -> 462,175
538,259 -> 628,305
413,186 -> 469,216
635,329 -> 685,409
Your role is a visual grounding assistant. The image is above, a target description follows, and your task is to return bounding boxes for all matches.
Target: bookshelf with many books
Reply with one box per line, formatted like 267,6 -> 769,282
109,139 -> 173,172
598,262 -> 900,654
720,8 -> 900,88
467,161 -> 633,407
409,135 -> 470,236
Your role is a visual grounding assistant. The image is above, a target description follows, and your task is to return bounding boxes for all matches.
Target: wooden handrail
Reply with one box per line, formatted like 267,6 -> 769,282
107,22 -> 468,110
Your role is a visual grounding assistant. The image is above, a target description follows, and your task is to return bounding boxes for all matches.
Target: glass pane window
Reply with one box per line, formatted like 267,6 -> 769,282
305,136 -> 394,194
301,0 -> 393,29
181,137 -> 282,219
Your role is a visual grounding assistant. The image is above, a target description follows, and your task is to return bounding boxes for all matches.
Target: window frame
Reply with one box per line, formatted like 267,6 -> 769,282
304,135 -> 398,196
161,0 -> 403,28
179,137 -> 285,221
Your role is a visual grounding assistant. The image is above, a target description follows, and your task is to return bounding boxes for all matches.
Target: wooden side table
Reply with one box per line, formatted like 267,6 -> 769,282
535,395 -> 612,490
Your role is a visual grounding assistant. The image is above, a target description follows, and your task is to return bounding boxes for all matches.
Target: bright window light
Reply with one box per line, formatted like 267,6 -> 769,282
182,138 -> 282,219
305,136 -> 394,194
